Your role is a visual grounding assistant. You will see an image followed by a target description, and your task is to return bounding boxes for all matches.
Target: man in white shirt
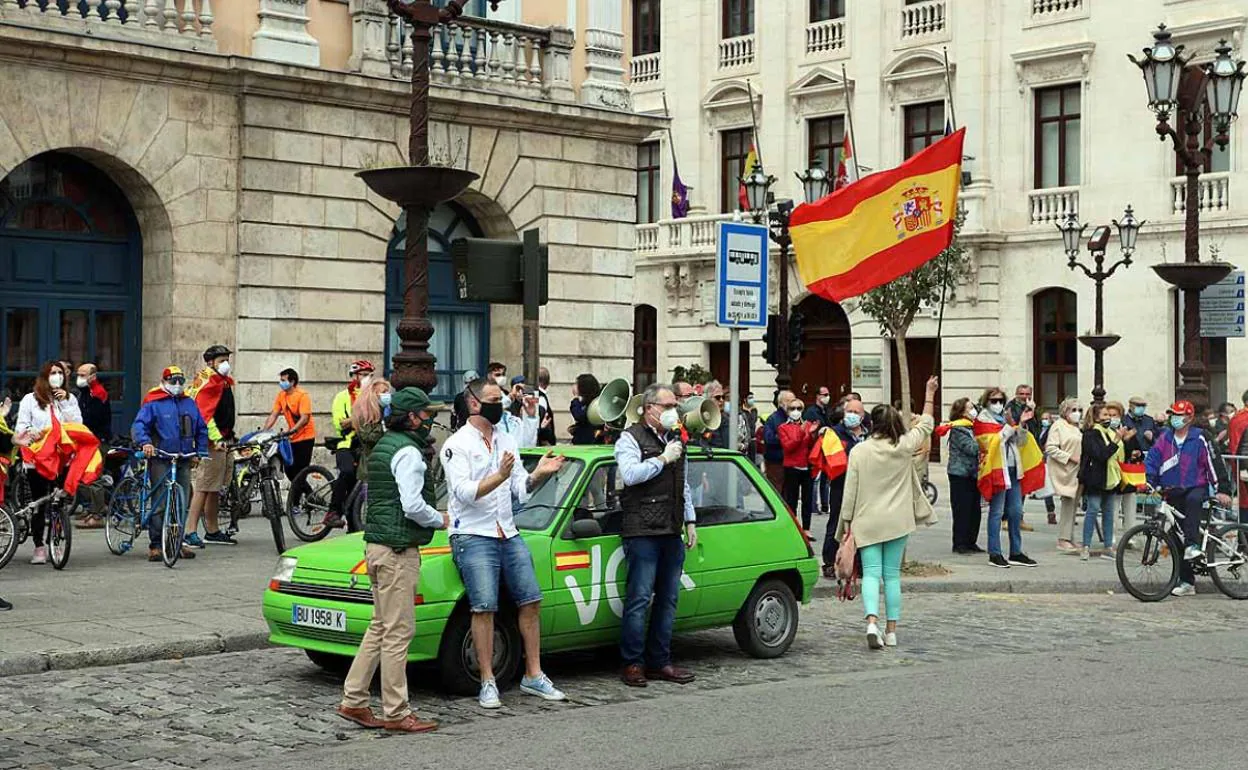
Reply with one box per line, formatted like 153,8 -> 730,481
536,366 -> 556,446
442,378 -> 567,709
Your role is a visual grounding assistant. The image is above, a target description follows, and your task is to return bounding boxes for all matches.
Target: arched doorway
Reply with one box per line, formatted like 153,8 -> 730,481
386,202 -> 490,401
0,152 -> 142,436
789,295 -> 851,403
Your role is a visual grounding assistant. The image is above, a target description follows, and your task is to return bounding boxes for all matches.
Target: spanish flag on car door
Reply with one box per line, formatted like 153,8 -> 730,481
790,129 -> 966,302
973,420 -> 1045,501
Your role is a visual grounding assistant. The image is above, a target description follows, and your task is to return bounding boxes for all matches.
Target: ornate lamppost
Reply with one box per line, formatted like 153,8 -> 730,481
1058,206 -> 1143,408
356,0 -> 502,392
742,157 -> 830,390
1130,25 -> 1245,409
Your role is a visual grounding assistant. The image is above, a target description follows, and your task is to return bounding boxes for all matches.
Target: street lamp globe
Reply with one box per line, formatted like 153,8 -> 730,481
1056,211 -> 1085,263
1129,24 -> 1187,120
741,160 -> 773,214
1206,39 -> 1246,141
795,157 -> 830,205
1113,205 -> 1143,260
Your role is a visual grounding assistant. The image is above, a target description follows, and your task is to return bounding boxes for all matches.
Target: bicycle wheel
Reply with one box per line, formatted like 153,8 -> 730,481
262,478 -> 286,555
286,465 -> 335,542
105,475 -> 141,556
1116,522 -> 1180,602
161,482 -> 187,568
0,503 -> 18,570
346,483 -> 367,532
1207,523 -> 1248,600
48,500 -> 72,570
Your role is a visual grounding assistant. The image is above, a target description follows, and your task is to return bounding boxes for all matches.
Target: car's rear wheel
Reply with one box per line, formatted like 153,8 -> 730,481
305,649 -> 352,675
733,578 -> 799,658
437,606 -> 521,696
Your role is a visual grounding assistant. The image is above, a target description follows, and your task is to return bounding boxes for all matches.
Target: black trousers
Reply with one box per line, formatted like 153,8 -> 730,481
25,470 -> 53,547
783,467 -> 814,531
949,473 -> 983,549
1166,487 -> 1206,586
284,439 -> 315,482
821,476 -> 847,565
330,447 -> 358,519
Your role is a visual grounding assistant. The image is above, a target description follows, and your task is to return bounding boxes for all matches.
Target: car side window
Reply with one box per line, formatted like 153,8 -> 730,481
688,458 -> 774,526
568,462 -> 627,536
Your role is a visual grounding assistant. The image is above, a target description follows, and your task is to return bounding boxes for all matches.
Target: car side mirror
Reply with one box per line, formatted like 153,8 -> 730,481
569,517 -> 602,540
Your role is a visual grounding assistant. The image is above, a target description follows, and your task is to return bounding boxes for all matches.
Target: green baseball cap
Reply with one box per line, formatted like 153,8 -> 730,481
390,387 -> 444,415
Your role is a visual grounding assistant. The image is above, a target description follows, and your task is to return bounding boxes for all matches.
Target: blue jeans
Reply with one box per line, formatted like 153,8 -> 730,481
620,534 -> 685,668
861,535 -> 908,622
987,468 -> 1023,557
450,533 -> 543,613
147,459 -> 191,549
1082,489 -> 1116,548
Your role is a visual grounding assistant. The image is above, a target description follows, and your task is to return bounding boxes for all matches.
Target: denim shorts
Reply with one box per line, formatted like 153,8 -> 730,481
450,533 -> 543,613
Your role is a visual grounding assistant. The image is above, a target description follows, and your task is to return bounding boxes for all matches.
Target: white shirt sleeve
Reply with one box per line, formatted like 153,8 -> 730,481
442,436 -> 481,505
392,446 -> 446,529
506,438 -> 533,506
14,394 -> 36,435
61,394 -> 82,424
515,414 -> 539,449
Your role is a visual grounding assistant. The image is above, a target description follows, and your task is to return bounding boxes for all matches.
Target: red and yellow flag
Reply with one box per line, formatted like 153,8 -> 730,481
973,420 -> 1045,501
18,411 -> 103,496
790,128 -> 966,302
808,429 -> 848,481
1119,462 -> 1147,492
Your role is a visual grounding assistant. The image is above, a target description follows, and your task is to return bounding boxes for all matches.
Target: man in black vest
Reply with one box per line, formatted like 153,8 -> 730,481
614,383 -> 697,688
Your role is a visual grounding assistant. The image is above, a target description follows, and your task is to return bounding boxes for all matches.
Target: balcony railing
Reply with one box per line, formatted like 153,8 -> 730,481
630,51 -> 660,84
637,213 -> 736,258
1028,187 -> 1079,226
806,18 -> 846,56
1031,0 -> 1083,18
3,0 -> 217,49
901,0 -> 946,39
718,34 -> 755,69
1171,173 -> 1231,215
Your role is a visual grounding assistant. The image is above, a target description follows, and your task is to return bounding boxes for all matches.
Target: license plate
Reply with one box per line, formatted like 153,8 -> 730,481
291,604 -> 347,632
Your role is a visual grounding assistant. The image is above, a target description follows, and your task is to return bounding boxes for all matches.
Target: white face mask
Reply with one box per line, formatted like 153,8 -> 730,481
164,382 -> 183,397
501,393 -> 513,411
967,407 -> 978,420
659,407 -> 680,431
76,376 -> 89,389
48,373 -> 64,389
495,376 -> 507,388
216,361 -> 232,377
789,410 -> 803,421
988,402 -> 1005,416
818,396 -> 830,405
1068,410 -> 1083,424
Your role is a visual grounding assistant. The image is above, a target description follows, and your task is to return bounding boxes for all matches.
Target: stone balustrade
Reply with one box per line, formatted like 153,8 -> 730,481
1031,0 -> 1083,18
901,0 -> 945,39
718,34 -> 755,70
1171,173 -> 1231,215
1028,186 -> 1079,226
0,0 -> 216,50
636,213 -> 737,259
806,17 -> 846,57
630,51 -> 660,84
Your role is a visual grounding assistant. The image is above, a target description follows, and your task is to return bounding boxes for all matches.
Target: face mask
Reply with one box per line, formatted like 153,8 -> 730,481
501,393 -> 513,411
216,361 -> 231,377
789,410 -> 802,421
495,376 -> 507,388
1133,406 -> 1146,417
1069,411 -> 1083,424
164,382 -> 183,397
76,376 -> 89,389
967,407 -> 978,420
1042,419 -> 1051,428
479,401 -> 504,425
1170,416 -> 1187,430
746,398 -> 755,407
378,392 -> 392,408
279,380 -> 292,391
659,408 -> 681,432
819,396 -> 830,406
1209,417 -> 1218,427
413,415 -> 433,440
49,373 -> 64,389
843,412 -> 863,429
988,402 -> 1005,415
1108,417 -> 1122,429
723,403 -> 731,415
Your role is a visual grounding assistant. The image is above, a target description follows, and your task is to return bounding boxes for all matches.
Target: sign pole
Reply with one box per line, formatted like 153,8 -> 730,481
522,228 -> 541,383
729,327 -> 741,450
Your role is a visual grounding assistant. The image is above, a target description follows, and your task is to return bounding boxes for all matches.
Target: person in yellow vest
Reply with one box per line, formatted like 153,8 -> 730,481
325,360 -> 374,529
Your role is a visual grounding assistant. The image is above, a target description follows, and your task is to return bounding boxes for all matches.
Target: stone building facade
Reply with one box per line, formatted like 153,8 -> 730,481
0,0 -> 659,435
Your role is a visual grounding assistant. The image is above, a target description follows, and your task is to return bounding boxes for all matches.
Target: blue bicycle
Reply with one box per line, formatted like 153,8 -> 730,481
105,450 -> 201,568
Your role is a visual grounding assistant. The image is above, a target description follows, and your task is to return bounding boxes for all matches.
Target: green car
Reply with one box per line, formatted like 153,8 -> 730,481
263,446 -> 819,694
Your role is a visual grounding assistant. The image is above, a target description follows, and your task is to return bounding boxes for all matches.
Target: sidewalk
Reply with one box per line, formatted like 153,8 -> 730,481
0,470 -> 1123,677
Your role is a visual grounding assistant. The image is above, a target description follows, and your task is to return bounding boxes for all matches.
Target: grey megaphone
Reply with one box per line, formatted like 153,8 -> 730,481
587,378 -> 632,426
623,393 -> 645,425
678,395 -> 722,433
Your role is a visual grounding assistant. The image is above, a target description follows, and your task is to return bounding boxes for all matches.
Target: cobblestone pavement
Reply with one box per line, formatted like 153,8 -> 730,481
1,593 -> 1244,770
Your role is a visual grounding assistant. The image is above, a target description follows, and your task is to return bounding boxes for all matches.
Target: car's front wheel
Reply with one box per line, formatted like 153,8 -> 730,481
733,578 -> 799,658
305,649 -> 352,675
437,606 -> 522,696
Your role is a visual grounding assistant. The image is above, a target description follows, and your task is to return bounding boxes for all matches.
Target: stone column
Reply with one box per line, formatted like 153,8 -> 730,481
580,0 -> 630,110
347,0 -> 391,76
543,26 -> 576,103
252,0 -> 320,68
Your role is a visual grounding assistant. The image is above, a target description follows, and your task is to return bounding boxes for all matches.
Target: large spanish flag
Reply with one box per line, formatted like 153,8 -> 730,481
18,410 -> 103,496
790,128 -> 966,302
973,420 -> 1045,501
808,428 -> 848,481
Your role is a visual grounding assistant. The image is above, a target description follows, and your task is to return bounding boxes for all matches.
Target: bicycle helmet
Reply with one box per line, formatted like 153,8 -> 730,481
203,344 -> 233,362
348,359 -> 376,375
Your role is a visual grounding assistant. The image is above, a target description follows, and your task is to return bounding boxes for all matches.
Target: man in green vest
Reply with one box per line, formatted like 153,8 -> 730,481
337,387 -> 448,734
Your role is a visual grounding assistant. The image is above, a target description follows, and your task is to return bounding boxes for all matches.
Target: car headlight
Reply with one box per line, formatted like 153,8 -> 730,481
271,556 -> 297,583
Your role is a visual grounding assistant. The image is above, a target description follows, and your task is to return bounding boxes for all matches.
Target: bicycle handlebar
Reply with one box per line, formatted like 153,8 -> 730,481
132,450 -> 206,461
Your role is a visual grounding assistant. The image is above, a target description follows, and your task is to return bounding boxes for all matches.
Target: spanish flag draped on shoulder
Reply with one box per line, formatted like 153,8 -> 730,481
973,420 -> 1045,502
808,429 -> 848,481
18,410 -> 103,497
790,128 -> 966,302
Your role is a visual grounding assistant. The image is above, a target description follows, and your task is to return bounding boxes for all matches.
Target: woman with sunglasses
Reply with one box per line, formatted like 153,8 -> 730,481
11,360 -> 83,565
976,386 -> 1038,569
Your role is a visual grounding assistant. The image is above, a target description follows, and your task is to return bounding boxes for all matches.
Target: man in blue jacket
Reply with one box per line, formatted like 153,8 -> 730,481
763,390 -> 795,493
131,366 -> 209,562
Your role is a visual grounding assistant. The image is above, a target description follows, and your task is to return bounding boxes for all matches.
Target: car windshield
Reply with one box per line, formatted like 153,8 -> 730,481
515,456 -> 582,531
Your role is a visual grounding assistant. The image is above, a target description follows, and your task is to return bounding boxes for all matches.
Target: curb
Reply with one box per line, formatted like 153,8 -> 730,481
812,578 -> 1122,599
0,630 -> 271,679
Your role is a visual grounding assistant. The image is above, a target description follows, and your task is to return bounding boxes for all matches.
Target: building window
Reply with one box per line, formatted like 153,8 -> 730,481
903,101 -> 945,158
634,0 -> 660,55
1035,84 -> 1081,189
1175,99 -> 1231,174
633,304 -> 658,390
808,115 -> 846,174
1032,287 -> 1078,412
722,0 -> 754,38
720,127 -> 752,213
810,0 -> 845,22
637,142 -> 662,224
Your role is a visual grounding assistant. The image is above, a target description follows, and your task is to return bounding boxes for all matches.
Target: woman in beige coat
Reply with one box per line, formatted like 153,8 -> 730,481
835,377 -> 939,650
1044,397 -> 1084,553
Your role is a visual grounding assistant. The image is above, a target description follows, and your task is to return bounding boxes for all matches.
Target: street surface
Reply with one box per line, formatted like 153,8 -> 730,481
1,592 -> 1244,770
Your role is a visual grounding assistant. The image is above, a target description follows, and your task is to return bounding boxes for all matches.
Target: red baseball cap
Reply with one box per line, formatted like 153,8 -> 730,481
1167,400 -> 1195,416
161,365 -> 185,381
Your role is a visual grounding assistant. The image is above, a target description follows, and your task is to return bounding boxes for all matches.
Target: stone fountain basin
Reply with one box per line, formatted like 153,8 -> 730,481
1152,262 -> 1235,290
356,166 -> 479,207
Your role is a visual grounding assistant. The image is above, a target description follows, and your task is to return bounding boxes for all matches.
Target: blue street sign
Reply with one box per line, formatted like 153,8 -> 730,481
715,221 -> 769,328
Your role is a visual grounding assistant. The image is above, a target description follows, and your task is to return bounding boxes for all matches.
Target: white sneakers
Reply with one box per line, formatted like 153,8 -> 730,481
866,622 -> 883,650
1171,582 -> 1196,597
883,631 -> 897,647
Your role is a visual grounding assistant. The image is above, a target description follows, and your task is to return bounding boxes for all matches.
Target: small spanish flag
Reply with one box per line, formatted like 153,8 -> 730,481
554,551 -> 591,571
974,420 -> 1046,501
1119,463 -> 1147,492
791,128 -> 966,302
808,429 -> 848,481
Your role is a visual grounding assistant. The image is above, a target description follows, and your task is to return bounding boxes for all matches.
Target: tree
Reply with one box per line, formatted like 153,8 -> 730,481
671,363 -> 714,386
857,208 -> 969,419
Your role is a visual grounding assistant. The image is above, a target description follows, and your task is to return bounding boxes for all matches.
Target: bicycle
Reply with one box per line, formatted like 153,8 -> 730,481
1115,489 -> 1248,602
219,441 -> 263,536
285,462 -> 340,542
228,430 -> 290,555
106,450 -> 199,568
0,463 -> 72,570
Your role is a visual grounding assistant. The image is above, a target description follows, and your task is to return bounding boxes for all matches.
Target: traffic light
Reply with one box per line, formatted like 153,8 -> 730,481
762,314 -> 781,367
788,310 -> 805,364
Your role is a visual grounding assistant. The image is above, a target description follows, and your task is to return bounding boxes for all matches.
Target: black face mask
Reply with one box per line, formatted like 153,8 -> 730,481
479,401 -> 504,425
